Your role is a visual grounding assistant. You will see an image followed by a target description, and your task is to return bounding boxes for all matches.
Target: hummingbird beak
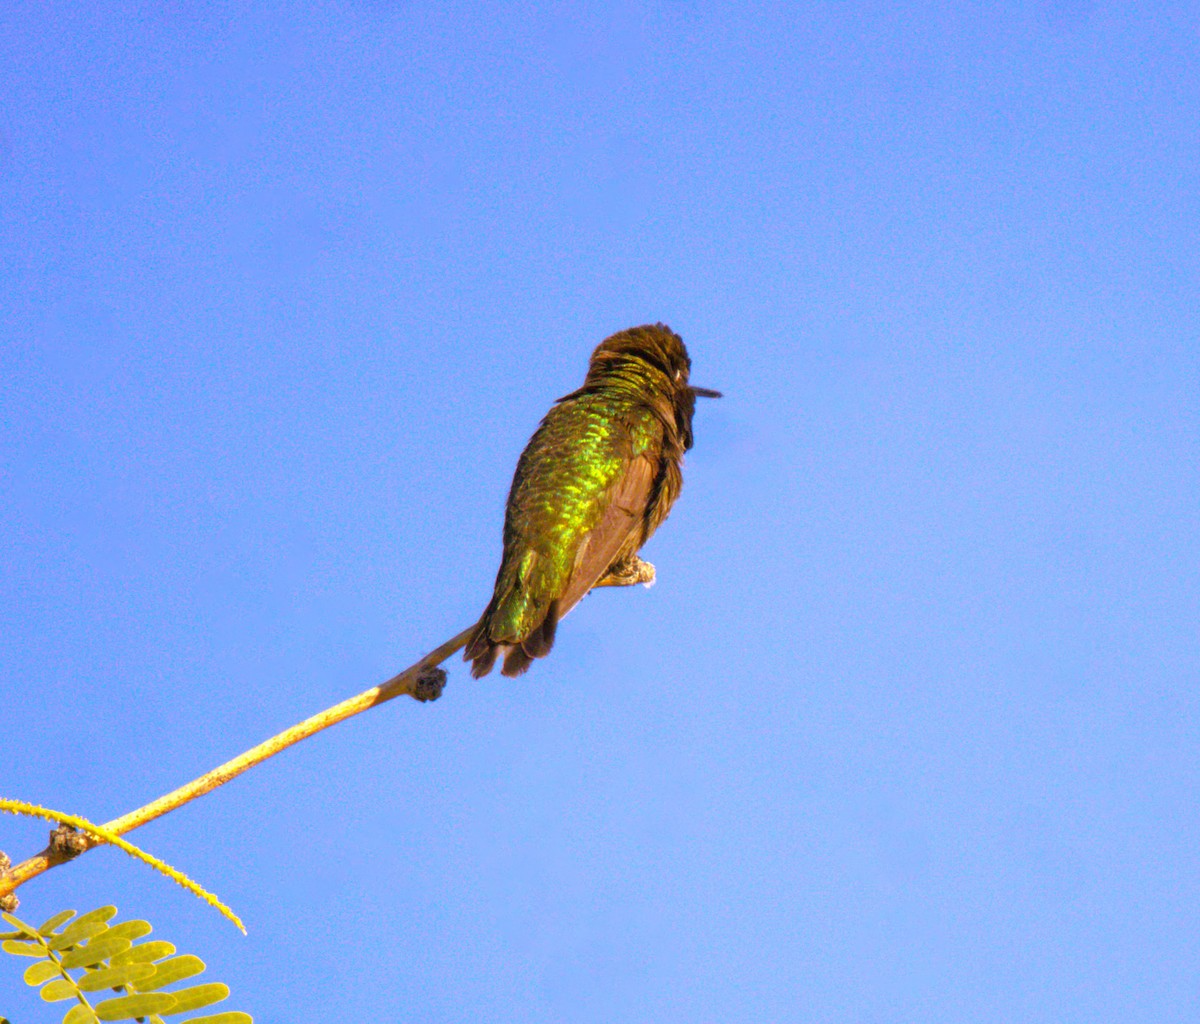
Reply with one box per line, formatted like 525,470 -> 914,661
690,386 -> 723,399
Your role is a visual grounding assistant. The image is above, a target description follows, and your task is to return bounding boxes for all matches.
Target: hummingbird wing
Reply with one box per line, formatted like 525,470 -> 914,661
555,451 -> 657,618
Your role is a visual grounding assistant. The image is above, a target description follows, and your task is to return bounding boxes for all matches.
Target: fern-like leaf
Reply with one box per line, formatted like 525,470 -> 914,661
1,905 -> 252,1023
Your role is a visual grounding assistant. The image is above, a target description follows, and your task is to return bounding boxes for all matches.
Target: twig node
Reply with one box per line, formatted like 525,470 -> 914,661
412,666 -> 447,702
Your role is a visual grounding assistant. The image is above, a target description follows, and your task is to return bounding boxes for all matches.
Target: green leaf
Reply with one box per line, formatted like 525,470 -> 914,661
63,1006 -> 100,1024
40,978 -> 80,1002
25,959 -> 62,985
2,938 -> 46,956
105,920 -> 152,942
51,907 -> 119,948
110,940 -> 175,965
39,910 -> 78,935
93,992 -> 177,1020
180,1014 -> 253,1024
49,919 -> 110,951
160,983 -> 227,1014
74,907 -> 119,928
1,911 -> 41,937
60,936 -> 133,969
137,955 -> 204,991
76,963 -> 158,991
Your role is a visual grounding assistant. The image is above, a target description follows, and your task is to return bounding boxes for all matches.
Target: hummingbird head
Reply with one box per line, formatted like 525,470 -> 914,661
586,323 -> 722,403
585,323 -> 721,451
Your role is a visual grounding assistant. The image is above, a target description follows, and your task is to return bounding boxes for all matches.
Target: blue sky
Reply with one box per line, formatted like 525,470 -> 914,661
2,2 -> 1197,1021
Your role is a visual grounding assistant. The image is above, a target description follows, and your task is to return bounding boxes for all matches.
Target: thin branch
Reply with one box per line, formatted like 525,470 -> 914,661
0,800 -> 245,932
0,625 -> 474,900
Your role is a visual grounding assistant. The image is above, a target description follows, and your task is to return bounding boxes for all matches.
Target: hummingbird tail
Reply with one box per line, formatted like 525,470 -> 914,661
464,599 -> 560,678
466,642 -> 499,679
521,599 -> 559,658
499,599 -> 559,677
501,646 -> 533,676
463,611 -> 497,678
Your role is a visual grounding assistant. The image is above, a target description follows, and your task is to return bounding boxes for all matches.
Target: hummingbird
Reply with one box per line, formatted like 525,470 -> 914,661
464,323 -> 721,678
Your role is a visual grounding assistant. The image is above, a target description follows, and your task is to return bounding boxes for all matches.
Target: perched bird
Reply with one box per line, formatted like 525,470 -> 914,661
464,323 -> 720,678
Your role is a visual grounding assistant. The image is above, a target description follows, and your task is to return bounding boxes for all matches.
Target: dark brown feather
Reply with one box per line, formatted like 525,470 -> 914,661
521,598 -> 559,658
501,646 -> 535,676
468,641 -> 499,679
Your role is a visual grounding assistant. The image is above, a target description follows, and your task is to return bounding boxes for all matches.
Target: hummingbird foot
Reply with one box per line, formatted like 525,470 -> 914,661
594,555 -> 656,589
